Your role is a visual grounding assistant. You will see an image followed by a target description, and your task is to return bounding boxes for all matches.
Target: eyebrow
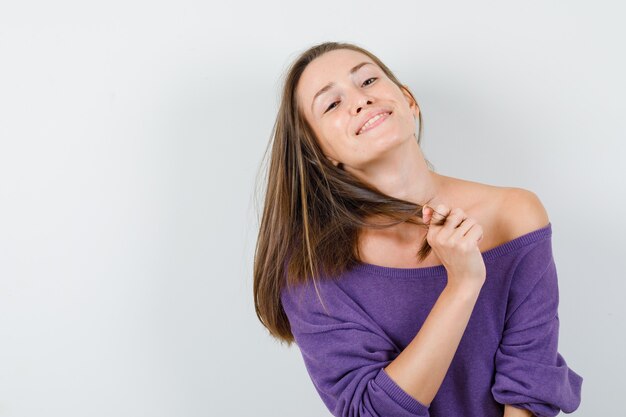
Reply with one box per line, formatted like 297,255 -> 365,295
311,61 -> 374,112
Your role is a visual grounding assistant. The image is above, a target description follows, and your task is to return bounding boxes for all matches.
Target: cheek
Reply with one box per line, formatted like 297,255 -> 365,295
313,128 -> 335,155
330,117 -> 345,133
317,118 -> 348,144
391,98 -> 415,125
317,121 -> 349,155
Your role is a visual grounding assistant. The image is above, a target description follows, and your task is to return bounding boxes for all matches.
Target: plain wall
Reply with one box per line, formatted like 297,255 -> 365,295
0,1 -> 623,416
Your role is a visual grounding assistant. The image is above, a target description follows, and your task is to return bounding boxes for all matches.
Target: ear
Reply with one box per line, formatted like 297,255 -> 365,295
400,85 -> 420,119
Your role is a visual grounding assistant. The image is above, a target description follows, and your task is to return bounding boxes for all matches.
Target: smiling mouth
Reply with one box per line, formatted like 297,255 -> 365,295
357,112 -> 392,135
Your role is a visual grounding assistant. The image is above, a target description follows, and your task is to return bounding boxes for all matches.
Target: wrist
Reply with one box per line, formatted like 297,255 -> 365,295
445,280 -> 483,297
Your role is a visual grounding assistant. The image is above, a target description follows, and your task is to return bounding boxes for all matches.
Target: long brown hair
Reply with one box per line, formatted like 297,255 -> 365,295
253,41 -> 437,345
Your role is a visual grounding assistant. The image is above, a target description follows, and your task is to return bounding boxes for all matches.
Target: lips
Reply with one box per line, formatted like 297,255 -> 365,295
356,110 -> 392,135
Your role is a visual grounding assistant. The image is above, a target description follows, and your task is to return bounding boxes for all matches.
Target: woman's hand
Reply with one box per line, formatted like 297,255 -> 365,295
422,203 -> 486,290
503,404 -> 534,416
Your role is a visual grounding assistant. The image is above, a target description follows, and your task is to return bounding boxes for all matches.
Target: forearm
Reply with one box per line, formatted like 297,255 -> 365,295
504,404 -> 534,417
383,281 -> 482,406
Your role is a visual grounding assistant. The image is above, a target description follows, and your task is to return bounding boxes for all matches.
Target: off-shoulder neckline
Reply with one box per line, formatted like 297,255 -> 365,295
350,222 -> 552,278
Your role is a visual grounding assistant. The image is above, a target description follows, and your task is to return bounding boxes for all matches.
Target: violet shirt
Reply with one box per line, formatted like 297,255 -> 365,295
280,223 -> 583,417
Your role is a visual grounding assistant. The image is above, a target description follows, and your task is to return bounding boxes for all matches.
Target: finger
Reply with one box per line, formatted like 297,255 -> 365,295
421,205 -> 430,224
464,223 -> 484,244
430,204 -> 450,226
451,216 -> 477,239
442,207 -> 468,233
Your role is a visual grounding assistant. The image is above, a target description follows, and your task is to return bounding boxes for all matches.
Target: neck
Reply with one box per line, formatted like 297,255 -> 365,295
345,136 -> 447,211
347,136 -> 451,247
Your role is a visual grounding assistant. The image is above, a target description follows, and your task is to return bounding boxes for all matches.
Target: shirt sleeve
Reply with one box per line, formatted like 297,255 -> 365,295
281,278 -> 431,417
491,237 -> 583,417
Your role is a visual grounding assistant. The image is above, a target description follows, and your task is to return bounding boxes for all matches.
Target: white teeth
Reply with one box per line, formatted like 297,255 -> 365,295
358,113 -> 389,134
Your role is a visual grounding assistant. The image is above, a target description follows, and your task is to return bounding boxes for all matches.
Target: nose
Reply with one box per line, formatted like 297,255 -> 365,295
351,95 -> 373,116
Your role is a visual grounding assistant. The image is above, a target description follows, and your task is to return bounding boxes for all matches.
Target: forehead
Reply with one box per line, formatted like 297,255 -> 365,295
297,49 -> 378,108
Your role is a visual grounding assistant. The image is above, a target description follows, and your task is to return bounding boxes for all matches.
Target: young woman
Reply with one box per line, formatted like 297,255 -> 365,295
253,41 -> 583,417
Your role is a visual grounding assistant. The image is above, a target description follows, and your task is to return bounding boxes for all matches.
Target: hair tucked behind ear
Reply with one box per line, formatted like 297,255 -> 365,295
253,41 -> 437,345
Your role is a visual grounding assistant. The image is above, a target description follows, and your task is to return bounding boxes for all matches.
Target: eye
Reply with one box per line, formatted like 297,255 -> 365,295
362,77 -> 377,86
324,100 -> 339,113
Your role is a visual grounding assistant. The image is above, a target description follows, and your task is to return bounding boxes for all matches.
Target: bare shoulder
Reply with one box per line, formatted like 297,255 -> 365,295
500,187 -> 550,241
437,174 -> 549,247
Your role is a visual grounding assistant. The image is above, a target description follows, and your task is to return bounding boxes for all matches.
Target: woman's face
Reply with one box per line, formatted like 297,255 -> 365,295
296,49 -> 419,171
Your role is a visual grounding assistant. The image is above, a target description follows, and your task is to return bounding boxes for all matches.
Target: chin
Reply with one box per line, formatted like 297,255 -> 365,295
364,133 -> 407,157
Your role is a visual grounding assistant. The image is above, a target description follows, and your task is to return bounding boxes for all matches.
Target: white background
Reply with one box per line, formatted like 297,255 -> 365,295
0,1 -> 623,416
